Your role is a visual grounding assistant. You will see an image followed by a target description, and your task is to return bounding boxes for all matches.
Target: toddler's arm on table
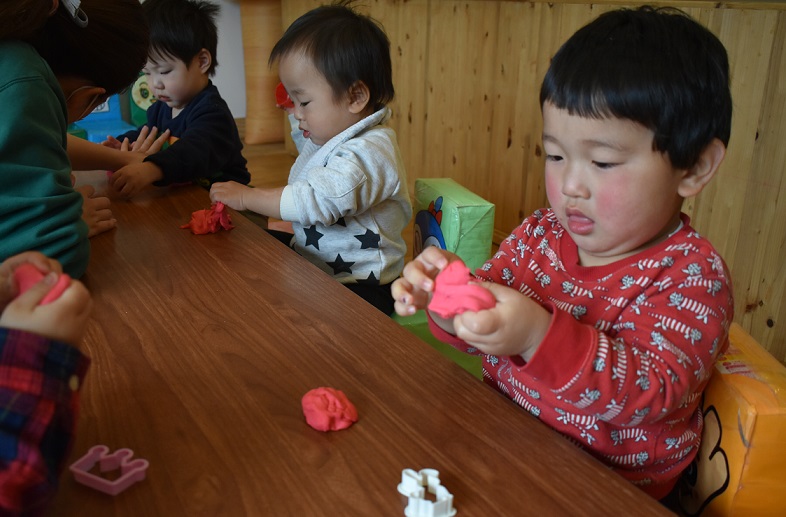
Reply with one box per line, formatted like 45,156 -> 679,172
67,128 -> 168,172
210,182 -> 285,219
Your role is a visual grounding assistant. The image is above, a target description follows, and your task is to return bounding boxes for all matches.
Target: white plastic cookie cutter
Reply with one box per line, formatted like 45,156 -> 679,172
397,468 -> 457,517
69,445 -> 149,495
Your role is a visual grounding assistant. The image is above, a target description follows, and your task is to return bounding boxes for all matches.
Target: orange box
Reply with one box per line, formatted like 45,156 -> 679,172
679,323 -> 786,516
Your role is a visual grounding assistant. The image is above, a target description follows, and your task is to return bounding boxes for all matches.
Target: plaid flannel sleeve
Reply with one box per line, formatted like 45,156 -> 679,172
0,328 -> 90,516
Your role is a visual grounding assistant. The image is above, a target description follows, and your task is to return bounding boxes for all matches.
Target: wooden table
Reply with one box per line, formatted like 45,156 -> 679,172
49,180 -> 670,516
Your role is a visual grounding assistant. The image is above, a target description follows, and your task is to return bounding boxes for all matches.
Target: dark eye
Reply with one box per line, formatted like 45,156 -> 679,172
593,161 -> 616,169
545,154 -> 562,162
300,101 -> 310,107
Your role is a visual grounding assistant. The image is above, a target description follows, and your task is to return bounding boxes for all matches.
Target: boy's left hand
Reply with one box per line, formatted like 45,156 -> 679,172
109,162 -> 163,198
453,283 -> 550,362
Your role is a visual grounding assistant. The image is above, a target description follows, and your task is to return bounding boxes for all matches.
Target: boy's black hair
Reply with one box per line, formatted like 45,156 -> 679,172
540,6 -> 732,170
269,0 -> 394,111
32,0 -> 149,95
143,0 -> 220,76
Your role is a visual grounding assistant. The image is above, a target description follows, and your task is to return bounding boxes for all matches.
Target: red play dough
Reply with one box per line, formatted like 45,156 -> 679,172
180,202 -> 234,234
13,263 -> 71,305
301,387 -> 358,432
428,260 -> 496,318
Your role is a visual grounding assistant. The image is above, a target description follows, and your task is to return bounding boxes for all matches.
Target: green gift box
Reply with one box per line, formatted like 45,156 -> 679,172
394,178 -> 495,379
413,178 -> 495,272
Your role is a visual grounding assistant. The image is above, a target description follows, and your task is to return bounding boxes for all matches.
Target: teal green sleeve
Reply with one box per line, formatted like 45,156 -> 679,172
0,50 -> 90,277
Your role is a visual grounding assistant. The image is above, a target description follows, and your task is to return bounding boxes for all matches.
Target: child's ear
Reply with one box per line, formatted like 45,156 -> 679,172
196,49 -> 212,74
678,138 -> 726,198
347,81 -> 370,114
65,86 -> 106,123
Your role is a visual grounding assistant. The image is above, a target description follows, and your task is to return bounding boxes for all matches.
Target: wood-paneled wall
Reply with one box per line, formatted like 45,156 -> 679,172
242,0 -> 786,362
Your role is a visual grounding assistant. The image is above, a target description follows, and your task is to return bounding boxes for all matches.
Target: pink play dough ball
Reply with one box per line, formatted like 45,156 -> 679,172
301,387 -> 358,432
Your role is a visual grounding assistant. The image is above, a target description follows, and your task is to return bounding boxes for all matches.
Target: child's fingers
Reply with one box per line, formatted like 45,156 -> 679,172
393,276 -> 435,316
131,126 -> 151,150
57,280 -> 92,315
0,254 -> 62,313
4,252 -> 62,277
209,182 -> 227,202
76,184 -> 96,198
391,277 -> 413,302
401,257 -> 444,292
146,129 -> 170,154
413,247 -> 462,285
13,273 -> 59,308
101,135 -> 122,149
108,171 -> 126,191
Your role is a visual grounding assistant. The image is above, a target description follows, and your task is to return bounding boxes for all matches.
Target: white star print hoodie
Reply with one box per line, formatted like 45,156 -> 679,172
278,108 -> 412,286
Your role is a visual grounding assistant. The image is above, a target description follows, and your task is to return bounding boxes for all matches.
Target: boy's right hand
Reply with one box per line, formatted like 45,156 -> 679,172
392,247 -> 461,316
0,268 -> 92,347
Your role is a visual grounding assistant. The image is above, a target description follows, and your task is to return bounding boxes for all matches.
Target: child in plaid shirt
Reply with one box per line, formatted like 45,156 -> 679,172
0,252 -> 92,515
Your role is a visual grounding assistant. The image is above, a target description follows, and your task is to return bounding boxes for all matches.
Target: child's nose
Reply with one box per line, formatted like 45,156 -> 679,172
561,165 -> 590,198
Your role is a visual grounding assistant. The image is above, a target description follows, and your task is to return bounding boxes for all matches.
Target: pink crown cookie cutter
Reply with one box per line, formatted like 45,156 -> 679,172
69,445 -> 149,495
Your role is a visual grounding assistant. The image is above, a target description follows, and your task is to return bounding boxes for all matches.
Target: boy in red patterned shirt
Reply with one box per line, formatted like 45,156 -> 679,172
392,6 -> 734,500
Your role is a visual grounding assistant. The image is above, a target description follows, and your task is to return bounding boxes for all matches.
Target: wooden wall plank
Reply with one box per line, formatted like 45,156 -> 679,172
375,0 -> 430,196
239,0 -> 284,144
732,13 -> 786,361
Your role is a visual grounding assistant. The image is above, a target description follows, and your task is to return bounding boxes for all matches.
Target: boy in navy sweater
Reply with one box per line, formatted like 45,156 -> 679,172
107,0 -> 249,197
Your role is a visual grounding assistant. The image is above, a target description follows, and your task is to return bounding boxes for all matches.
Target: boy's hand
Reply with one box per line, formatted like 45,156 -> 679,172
0,274 -> 92,347
453,283 -> 550,362
124,126 -> 170,155
392,247 -> 460,315
76,185 -> 116,237
102,126 -> 170,155
210,181 -> 252,211
0,253 -> 61,311
109,162 -> 163,198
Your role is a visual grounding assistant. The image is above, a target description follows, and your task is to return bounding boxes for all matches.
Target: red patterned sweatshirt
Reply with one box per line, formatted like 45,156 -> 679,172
430,209 -> 733,499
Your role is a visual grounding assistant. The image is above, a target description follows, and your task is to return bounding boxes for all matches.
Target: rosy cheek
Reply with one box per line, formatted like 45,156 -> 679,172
544,170 -> 561,207
593,181 -> 630,222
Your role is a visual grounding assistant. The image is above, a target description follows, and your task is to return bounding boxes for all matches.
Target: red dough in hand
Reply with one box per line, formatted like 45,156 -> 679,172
428,261 -> 496,318
13,263 -> 71,305
301,387 -> 358,432
180,202 -> 234,234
